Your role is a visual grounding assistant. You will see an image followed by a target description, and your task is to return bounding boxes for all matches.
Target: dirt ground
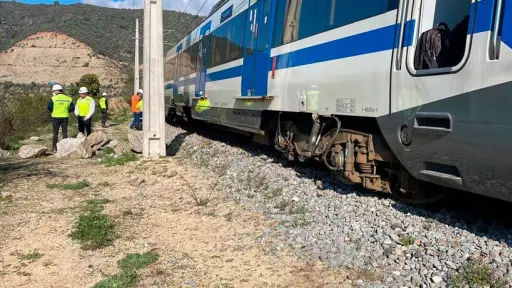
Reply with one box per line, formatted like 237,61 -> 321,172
0,123 -> 353,288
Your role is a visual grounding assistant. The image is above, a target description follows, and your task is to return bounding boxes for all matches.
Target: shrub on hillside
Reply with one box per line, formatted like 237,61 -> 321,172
0,99 -> 14,149
11,93 -> 51,138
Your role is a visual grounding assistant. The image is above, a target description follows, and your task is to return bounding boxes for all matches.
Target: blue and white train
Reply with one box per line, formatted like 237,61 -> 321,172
164,0 -> 512,202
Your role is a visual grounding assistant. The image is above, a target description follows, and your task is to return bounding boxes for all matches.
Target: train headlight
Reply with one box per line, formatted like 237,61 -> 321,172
400,125 -> 412,146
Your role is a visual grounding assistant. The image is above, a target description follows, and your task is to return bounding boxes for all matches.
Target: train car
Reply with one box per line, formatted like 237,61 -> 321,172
164,0 -> 512,203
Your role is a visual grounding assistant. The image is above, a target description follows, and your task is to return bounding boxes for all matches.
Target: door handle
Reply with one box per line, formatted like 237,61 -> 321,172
490,0 -> 504,60
395,0 -> 409,70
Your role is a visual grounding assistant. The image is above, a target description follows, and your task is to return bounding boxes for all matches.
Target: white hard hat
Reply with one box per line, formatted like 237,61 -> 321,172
79,87 -> 88,94
52,84 -> 63,92
102,92 -> 107,96
137,89 -> 143,95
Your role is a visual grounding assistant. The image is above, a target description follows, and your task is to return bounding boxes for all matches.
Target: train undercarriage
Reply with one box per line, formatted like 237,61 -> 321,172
167,105 -> 444,203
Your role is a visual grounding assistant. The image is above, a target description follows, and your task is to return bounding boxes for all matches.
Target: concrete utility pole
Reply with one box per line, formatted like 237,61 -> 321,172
142,0 -> 166,157
134,18 -> 140,94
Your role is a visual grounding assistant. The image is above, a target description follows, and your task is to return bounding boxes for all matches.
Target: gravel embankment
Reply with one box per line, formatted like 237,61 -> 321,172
166,124 -> 512,288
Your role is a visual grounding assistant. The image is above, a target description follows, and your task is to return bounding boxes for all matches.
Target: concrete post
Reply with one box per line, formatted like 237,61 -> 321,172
134,18 -> 140,94
142,0 -> 166,157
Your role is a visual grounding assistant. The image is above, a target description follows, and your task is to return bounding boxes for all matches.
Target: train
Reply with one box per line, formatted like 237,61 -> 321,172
163,0 -> 512,203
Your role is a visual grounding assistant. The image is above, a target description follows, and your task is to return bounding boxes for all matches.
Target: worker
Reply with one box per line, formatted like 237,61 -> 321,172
130,89 -> 143,129
136,97 -> 143,129
99,92 -> 108,128
74,87 -> 95,136
47,84 -> 74,154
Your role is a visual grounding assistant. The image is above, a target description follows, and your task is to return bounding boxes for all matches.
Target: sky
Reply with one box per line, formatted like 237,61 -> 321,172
4,0 -> 217,15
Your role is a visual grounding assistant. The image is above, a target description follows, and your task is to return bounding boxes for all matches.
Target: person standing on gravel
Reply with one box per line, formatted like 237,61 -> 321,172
74,87 -> 95,136
99,92 -> 108,128
130,89 -> 143,130
47,84 -> 74,154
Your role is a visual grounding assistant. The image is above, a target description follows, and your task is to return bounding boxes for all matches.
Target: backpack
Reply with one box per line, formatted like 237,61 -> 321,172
414,22 -> 451,70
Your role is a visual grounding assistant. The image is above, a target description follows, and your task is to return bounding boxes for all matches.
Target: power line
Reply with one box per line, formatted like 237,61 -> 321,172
174,0 -> 211,41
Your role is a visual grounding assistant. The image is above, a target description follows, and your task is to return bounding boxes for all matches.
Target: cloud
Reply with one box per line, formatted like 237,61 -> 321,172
80,0 -> 217,15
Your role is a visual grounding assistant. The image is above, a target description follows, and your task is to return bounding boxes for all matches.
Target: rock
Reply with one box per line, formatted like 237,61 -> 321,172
80,131 -> 110,158
128,129 -> 143,153
0,149 -> 12,157
129,177 -> 144,187
164,170 -> 178,178
105,139 -> 118,148
431,276 -> 443,284
18,144 -> 47,159
55,137 -> 86,159
29,136 -> 42,141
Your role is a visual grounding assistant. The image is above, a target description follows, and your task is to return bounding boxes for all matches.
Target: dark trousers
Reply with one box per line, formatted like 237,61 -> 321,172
130,112 -> 142,129
52,118 -> 68,150
101,109 -> 108,126
77,116 -> 92,136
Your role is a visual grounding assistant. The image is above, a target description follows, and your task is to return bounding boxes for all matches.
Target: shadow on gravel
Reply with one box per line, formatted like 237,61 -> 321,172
0,159 -> 59,186
166,131 -> 193,156
169,121 -> 512,248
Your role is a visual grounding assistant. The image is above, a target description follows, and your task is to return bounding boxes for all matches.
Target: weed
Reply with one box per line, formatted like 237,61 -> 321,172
7,139 -> 22,150
291,214 -> 309,228
449,262 -> 508,288
101,152 -> 138,167
263,187 -> 283,200
69,198 -> 118,250
102,147 -> 114,155
93,270 -> 137,288
399,235 -> 415,247
14,251 -> 44,262
93,251 -> 159,288
46,180 -> 90,190
180,175 -> 219,207
118,251 -> 159,271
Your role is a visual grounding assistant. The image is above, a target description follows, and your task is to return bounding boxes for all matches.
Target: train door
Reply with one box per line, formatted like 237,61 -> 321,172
241,0 -> 275,96
196,22 -> 211,97
384,0 -> 507,192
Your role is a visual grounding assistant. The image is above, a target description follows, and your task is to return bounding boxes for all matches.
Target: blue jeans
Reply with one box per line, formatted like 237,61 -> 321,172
130,112 -> 142,129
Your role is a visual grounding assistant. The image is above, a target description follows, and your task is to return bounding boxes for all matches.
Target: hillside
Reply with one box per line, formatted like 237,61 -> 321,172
0,2 -> 206,65
0,32 -> 124,86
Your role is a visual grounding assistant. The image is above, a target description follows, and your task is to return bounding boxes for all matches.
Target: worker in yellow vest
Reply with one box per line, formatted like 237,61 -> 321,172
74,87 -> 95,136
99,92 -> 108,128
47,84 -> 74,153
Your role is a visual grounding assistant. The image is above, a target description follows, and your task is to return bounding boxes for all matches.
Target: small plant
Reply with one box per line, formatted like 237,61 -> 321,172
93,251 -> 159,288
15,251 -> 44,262
0,194 -> 13,202
69,198 -> 118,250
102,147 -> 114,155
46,180 -> 90,190
449,262 -> 508,288
7,139 -> 22,150
101,152 -> 138,167
399,235 -> 416,247
118,251 -> 159,271
122,209 -> 134,216
180,175 -> 218,207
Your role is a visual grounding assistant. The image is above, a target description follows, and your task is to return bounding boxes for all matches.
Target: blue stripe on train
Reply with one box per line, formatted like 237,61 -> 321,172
170,0 -> 497,88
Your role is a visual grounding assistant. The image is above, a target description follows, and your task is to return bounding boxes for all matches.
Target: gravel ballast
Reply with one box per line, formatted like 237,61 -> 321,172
166,124 -> 512,287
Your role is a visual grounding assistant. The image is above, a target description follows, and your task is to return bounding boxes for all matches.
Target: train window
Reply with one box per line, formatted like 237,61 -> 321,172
412,0 -> 471,71
208,10 -> 246,68
273,0 -> 399,48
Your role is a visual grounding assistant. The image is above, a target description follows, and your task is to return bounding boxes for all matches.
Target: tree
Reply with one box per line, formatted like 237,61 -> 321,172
73,74 -> 101,97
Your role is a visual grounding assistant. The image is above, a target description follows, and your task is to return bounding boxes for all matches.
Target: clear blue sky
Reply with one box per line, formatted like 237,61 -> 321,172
2,0 -> 216,15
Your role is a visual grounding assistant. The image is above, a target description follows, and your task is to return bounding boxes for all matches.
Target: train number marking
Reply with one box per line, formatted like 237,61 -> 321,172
336,98 -> 356,114
362,107 -> 378,113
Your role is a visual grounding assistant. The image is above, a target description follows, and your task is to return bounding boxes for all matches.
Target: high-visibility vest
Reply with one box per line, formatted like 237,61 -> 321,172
132,95 -> 141,112
195,98 -> 211,113
99,97 -> 107,109
51,94 -> 72,118
77,96 -> 93,117
136,99 -> 143,111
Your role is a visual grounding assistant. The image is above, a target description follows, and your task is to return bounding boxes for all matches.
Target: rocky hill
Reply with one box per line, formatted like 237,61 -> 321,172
0,32 -> 124,86
0,2 -> 205,65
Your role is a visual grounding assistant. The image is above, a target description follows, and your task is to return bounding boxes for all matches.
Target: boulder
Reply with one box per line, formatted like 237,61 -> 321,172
55,137 -> 86,159
104,139 -> 118,149
0,149 -> 13,157
29,136 -> 42,141
128,129 -> 143,153
18,144 -> 47,159
80,131 -> 110,158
